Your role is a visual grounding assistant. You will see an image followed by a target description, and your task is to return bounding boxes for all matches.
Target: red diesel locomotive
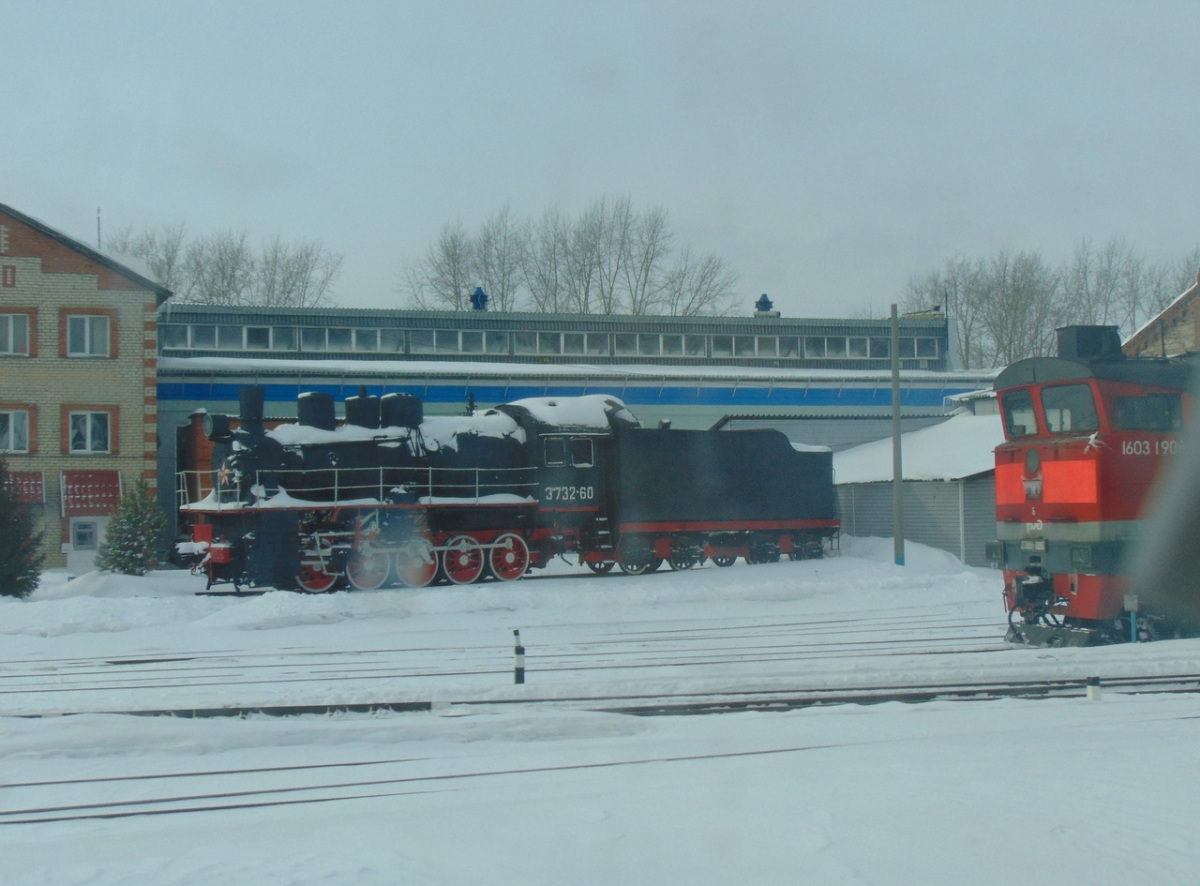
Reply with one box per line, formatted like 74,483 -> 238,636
988,325 -> 1193,644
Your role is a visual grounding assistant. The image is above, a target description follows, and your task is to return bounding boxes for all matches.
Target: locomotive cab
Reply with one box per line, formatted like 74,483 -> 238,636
990,326 -> 1192,644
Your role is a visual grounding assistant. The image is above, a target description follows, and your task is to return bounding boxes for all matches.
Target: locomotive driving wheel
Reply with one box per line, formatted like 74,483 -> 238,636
346,546 -> 390,591
444,535 -> 485,585
712,555 -> 737,567
394,537 -> 437,588
585,560 -> 615,575
296,561 -> 338,593
489,533 -> 530,582
296,534 -> 339,592
346,516 -> 391,591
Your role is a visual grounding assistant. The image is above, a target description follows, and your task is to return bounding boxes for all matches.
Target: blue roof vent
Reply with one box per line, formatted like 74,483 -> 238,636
754,293 -> 779,318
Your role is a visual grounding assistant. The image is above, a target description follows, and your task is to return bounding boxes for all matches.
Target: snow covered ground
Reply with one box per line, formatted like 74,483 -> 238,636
4,538 -> 1200,885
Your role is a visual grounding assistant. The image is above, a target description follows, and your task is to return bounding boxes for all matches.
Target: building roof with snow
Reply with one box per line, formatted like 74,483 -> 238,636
833,411 -> 1005,484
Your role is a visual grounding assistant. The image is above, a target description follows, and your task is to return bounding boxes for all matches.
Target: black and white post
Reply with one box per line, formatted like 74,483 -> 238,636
513,629 -> 525,684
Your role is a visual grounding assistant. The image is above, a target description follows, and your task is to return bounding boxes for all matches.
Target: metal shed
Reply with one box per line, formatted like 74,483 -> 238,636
833,412 -> 1004,567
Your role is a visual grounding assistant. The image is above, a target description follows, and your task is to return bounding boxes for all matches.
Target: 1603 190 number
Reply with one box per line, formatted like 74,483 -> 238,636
1122,439 -> 1179,456
543,485 -> 595,501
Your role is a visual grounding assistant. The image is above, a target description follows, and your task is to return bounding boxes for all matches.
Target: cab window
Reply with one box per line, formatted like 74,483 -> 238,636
1001,389 -> 1037,439
1041,384 -> 1099,434
1114,394 -> 1183,432
570,437 -> 594,468
544,438 -> 566,466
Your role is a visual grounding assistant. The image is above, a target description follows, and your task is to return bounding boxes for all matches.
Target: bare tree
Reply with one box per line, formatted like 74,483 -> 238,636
105,222 -> 192,299
980,250 -> 1061,366
109,222 -> 342,307
403,221 -> 474,310
254,236 -> 342,308
623,205 -> 673,314
660,246 -> 738,316
903,255 -> 988,370
565,202 -> 606,314
185,230 -> 256,307
399,197 -> 740,317
471,206 -> 526,312
523,209 -> 572,312
1168,246 -> 1200,302
1062,237 -> 1143,333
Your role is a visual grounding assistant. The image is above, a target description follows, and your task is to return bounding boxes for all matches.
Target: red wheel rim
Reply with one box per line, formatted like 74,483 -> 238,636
296,562 -> 337,592
489,533 -> 529,582
346,549 -> 390,590
395,538 -> 436,588
444,535 -> 484,585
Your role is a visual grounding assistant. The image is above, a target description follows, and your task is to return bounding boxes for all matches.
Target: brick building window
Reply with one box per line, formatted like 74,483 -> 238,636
59,309 -> 117,358
67,410 -> 114,454
0,409 -> 30,452
1,313 -> 31,355
67,314 -> 110,356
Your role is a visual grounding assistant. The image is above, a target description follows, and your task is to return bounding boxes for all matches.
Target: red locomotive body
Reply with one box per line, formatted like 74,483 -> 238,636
988,326 -> 1192,644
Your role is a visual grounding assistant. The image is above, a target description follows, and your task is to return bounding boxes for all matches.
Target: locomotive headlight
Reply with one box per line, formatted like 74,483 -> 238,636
204,413 -> 233,443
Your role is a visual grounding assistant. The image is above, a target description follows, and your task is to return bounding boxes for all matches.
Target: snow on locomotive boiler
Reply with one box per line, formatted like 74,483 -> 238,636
178,386 -> 839,591
988,325 -> 1193,644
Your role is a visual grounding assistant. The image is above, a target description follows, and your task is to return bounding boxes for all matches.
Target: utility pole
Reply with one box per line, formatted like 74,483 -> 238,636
891,304 -> 905,566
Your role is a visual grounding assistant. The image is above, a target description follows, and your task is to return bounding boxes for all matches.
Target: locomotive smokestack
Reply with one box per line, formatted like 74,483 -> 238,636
239,386 -> 265,434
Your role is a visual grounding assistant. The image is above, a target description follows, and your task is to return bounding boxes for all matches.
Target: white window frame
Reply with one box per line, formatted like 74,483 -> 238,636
67,314 -> 110,357
72,520 -> 99,550
69,411 -> 110,454
0,409 -> 30,452
0,313 -> 30,355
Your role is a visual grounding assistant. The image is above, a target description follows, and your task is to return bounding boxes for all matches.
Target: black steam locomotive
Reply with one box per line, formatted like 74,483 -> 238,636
178,385 -> 839,591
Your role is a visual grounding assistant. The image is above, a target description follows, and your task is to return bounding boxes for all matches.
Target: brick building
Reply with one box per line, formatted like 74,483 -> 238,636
0,203 -> 171,573
1124,270 -> 1200,358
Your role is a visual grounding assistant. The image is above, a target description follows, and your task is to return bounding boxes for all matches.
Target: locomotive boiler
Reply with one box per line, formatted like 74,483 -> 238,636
178,385 -> 839,591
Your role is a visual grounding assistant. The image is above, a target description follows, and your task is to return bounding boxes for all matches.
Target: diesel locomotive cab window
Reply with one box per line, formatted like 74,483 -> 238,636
1114,393 -> 1184,431
1002,389 -> 1037,438
1041,384 -> 1099,434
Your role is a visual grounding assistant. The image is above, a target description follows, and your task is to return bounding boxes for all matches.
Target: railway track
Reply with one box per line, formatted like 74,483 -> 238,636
5,673 -> 1200,828
0,745 -> 839,827
0,614 -> 1008,717
7,671 -> 1200,720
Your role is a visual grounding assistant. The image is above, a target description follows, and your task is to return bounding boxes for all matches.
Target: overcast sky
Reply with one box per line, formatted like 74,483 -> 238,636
3,1 -> 1197,319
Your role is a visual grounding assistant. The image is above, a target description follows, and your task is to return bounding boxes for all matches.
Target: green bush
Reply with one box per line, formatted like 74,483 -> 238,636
96,477 -> 168,576
0,457 -> 44,599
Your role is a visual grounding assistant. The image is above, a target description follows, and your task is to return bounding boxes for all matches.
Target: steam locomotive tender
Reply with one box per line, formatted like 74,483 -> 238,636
988,325 -> 1193,644
179,385 -> 839,591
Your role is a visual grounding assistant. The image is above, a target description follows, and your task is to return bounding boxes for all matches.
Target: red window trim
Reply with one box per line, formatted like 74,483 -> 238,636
60,404 -> 119,455
58,307 -> 118,359
1,307 -> 37,357
0,401 -> 38,454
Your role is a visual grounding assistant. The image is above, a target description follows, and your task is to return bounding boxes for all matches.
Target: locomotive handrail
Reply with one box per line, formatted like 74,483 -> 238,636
177,465 -> 540,510
176,470 -> 248,511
